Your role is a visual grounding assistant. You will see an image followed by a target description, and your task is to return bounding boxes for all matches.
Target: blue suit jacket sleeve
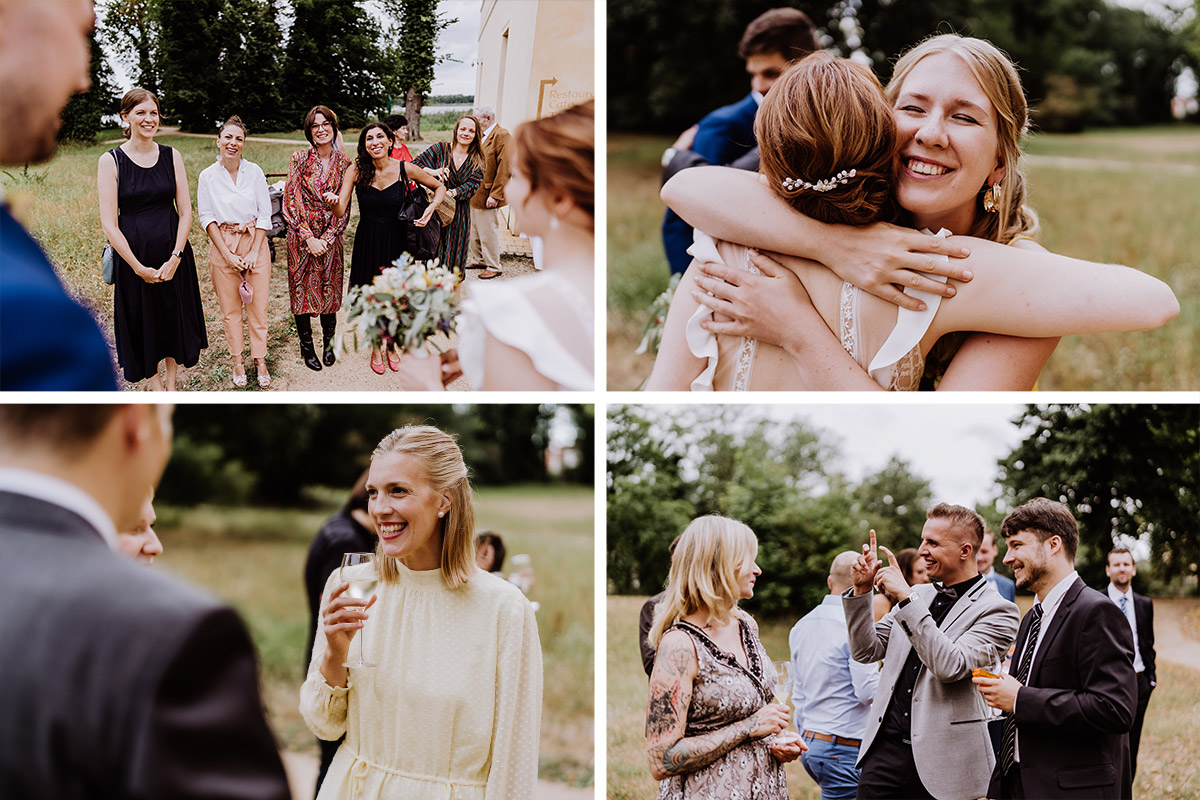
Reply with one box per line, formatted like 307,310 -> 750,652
0,206 -> 117,390
690,94 -> 759,168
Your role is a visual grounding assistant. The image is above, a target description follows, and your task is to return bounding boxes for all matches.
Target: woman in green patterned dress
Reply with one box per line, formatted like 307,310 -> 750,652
413,115 -> 484,277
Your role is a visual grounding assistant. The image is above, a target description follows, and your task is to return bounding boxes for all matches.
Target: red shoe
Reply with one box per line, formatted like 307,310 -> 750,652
388,352 -> 401,371
370,353 -> 386,374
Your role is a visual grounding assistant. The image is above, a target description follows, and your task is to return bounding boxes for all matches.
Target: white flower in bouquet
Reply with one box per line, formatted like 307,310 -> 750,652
337,254 -> 460,358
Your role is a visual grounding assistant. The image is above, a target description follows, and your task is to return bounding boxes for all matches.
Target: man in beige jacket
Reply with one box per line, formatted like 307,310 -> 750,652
468,105 -> 512,279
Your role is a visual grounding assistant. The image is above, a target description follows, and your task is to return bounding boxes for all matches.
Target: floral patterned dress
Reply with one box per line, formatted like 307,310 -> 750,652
283,148 -> 352,314
658,619 -> 787,800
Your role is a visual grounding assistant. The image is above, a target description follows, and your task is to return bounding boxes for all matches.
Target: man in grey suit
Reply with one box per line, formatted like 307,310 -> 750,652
844,503 -> 1019,799
978,528 -> 1017,602
0,405 -> 290,799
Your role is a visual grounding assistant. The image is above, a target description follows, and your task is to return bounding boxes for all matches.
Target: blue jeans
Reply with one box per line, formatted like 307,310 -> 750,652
800,733 -> 862,800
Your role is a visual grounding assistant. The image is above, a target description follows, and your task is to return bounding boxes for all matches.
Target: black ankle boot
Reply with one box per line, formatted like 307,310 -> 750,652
320,314 -> 337,366
297,325 -> 322,371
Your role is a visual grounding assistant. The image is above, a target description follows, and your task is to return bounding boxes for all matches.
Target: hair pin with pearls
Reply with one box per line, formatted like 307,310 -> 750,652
782,168 -> 857,193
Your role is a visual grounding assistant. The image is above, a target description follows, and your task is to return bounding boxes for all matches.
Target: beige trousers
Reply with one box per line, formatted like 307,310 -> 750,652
209,223 -> 271,359
467,206 -> 504,269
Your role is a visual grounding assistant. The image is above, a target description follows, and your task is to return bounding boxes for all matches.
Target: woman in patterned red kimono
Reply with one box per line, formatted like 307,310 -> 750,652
284,105 -> 352,371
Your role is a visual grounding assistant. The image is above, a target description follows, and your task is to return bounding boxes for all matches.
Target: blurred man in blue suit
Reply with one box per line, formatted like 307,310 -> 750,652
979,528 -> 1017,602
660,7 -> 818,274
0,0 -> 117,390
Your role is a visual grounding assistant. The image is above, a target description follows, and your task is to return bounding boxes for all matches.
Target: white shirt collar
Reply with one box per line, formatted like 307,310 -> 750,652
1107,583 -> 1132,601
483,121 -> 498,140
981,566 -> 995,578
0,467 -> 118,550
751,90 -> 765,106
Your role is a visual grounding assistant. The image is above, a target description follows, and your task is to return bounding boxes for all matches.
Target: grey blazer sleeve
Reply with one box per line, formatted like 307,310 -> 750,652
135,607 -> 290,799
843,589 -> 891,663
893,590 -> 1019,683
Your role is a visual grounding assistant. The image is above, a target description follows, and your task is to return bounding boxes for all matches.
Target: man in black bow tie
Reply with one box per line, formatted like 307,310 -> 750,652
843,503 -> 1019,800
974,499 -> 1136,799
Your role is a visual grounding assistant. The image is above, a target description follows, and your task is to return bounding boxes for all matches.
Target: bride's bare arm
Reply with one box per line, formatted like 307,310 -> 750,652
644,266 -> 709,391
661,166 -> 972,310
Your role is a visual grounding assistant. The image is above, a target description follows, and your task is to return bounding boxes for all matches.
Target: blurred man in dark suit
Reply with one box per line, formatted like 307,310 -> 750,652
976,498 -> 1136,799
1105,547 -> 1156,778
0,0 -> 117,390
0,405 -> 290,799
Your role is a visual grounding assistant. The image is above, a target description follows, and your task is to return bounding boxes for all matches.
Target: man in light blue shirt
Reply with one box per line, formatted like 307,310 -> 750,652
789,551 -> 881,800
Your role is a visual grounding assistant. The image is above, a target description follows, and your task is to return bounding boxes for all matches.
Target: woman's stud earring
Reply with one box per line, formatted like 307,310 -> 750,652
549,214 -> 560,231
438,511 -> 446,518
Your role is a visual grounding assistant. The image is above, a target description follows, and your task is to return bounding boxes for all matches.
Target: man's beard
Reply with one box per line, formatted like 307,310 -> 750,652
1015,559 -> 1046,592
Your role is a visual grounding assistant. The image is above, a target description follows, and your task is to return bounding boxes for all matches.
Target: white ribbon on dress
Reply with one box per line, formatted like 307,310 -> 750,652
684,231 -> 726,391
866,228 -> 952,373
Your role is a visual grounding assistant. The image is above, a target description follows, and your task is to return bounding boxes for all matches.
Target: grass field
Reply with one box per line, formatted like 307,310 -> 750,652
151,484 -> 594,787
2,125 -> 451,391
606,126 -> 1200,390
607,594 -> 1200,800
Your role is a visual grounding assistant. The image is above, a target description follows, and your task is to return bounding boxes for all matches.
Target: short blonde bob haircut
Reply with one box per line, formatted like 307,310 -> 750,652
371,425 -> 476,589
648,515 -> 758,647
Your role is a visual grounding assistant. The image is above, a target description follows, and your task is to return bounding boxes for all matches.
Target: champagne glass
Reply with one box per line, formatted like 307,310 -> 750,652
340,552 -> 378,668
772,660 -> 801,744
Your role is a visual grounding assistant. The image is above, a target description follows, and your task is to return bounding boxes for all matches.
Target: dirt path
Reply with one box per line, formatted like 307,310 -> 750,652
280,751 -> 592,800
1150,597 -> 1200,669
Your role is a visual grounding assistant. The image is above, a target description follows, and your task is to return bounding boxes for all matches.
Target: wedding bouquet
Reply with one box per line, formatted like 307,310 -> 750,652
339,254 -> 460,357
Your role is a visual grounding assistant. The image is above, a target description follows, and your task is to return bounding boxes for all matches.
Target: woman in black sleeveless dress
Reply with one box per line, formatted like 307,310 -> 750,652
98,88 -> 206,390
325,121 -> 443,373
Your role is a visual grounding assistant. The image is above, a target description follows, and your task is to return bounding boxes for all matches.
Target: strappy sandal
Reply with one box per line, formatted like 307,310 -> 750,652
478,268 -> 502,279
254,358 -> 271,388
231,358 -> 248,388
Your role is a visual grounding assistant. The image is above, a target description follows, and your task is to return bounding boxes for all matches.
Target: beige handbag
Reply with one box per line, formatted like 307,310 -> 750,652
423,145 -> 457,226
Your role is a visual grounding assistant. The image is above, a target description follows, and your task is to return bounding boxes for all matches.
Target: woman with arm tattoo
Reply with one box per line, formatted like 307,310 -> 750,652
645,516 -> 801,798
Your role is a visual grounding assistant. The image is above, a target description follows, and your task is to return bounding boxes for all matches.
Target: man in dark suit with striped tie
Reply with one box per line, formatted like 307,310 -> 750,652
974,498 -> 1136,799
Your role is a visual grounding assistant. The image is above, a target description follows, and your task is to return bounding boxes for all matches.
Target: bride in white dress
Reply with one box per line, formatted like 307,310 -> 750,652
399,100 -> 594,391
648,43 -> 1178,391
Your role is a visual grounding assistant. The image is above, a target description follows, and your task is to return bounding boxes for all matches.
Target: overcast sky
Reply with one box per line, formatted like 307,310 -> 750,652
429,0 -> 481,96
622,403 -> 1032,508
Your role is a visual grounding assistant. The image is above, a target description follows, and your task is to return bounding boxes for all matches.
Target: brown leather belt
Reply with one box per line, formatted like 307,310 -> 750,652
802,730 -> 862,748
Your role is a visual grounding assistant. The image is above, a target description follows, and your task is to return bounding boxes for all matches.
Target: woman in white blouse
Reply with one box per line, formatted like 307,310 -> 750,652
301,425 -> 542,800
197,115 -> 274,388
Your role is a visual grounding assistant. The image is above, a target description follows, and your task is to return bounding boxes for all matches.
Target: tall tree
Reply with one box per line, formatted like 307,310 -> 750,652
997,404 -> 1199,594
380,0 -> 456,140
100,0 -> 163,95
158,0 -> 224,131
58,27 -> 119,143
281,0 -> 386,128
851,456 -> 935,548
214,0 -> 288,131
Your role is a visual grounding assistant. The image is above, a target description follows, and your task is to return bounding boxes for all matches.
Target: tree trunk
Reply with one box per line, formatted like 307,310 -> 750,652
406,86 -> 425,141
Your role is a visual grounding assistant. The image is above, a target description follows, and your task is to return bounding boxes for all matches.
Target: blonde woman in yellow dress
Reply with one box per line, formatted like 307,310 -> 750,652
300,425 -> 542,799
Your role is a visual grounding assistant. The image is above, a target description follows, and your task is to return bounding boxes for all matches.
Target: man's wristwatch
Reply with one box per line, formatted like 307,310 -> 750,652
897,595 -> 913,609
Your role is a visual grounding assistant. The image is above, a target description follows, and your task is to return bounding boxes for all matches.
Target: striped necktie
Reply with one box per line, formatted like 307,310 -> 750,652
1000,603 -> 1044,775
1120,595 -> 1128,616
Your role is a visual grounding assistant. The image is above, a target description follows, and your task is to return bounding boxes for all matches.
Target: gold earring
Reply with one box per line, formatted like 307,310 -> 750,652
983,181 -> 1002,213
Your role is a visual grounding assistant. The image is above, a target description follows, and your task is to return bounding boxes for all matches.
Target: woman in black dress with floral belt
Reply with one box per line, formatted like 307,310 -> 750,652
325,122 -> 444,373
98,88 -> 206,390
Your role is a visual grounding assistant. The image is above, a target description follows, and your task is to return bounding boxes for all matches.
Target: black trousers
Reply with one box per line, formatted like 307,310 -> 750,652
856,734 -> 934,800
1130,671 -> 1153,778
